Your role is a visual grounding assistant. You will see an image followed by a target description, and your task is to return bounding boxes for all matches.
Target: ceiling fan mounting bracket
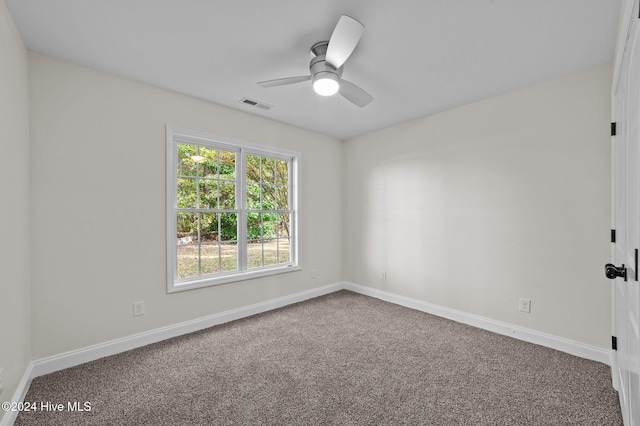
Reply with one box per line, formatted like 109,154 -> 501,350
310,41 -> 329,58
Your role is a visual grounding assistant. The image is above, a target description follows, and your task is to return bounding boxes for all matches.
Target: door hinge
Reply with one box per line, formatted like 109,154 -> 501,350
611,229 -> 616,243
612,336 -> 618,351
611,122 -> 617,136
636,249 -> 638,281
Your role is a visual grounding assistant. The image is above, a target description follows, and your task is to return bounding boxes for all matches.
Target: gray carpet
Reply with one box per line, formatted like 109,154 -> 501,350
15,290 -> 622,425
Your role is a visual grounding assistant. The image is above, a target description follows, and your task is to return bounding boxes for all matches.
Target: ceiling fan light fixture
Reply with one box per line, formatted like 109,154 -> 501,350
312,72 -> 340,96
256,15 -> 372,107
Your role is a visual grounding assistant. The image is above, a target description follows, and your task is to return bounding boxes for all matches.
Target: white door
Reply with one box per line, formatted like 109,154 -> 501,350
612,2 -> 640,423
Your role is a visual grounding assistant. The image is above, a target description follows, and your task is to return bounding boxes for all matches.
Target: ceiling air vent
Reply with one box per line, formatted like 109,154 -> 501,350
239,97 -> 272,111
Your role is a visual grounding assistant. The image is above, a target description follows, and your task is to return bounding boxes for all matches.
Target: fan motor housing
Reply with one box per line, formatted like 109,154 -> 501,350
309,41 -> 343,81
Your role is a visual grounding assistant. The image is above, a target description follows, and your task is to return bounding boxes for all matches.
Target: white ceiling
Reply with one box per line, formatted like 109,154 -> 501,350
5,0 -> 622,140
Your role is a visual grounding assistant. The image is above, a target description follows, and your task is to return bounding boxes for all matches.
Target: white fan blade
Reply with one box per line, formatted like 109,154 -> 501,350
339,79 -> 373,107
257,76 -> 311,88
326,15 -> 364,69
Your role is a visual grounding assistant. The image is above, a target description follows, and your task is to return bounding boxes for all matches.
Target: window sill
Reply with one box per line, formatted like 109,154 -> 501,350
168,264 -> 302,293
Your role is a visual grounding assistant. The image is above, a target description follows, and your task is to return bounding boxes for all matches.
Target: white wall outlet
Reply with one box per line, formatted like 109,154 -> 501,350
311,269 -> 317,279
519,298 -> 531,313
133,301 -> 145,317
381,271 -> 387,281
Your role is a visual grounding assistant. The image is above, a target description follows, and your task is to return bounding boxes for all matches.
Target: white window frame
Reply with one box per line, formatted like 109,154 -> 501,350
166,126 -> 301,293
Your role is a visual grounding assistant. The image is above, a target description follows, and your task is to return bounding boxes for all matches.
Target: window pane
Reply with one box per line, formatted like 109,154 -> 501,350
262,184 -> 276,209
219,181 -> 235,209
221,242 -> 238,271
177,212 -> 198,242
199,179 -> 218,209
276,186 -> 288,210
219,150 -> 236,180
220,213 -> 238,241
177,144 -> 199,176
200,213 -> 218,243
247,213 -> 262,240
263,213 -> 277,239
278,213 -> 291,238
277,238 -> 291,263
201,243 -> 220,275
263,239 -> 277,266
176,212 -> 199,279
247,155 -> 261,182
261,157 -> 275,183
276,160 -> 289,186
247,183 -> 261,209
177,178 -> 197,208
177,244 -> 199,279
248,241 -> 263,269
200,147 -> 218,178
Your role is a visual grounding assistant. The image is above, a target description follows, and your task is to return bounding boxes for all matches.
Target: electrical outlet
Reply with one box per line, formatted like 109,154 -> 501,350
381,271 -> 387,281
133,301 -> 145,317
519,298 -> 531,313
311,269 -> 317,279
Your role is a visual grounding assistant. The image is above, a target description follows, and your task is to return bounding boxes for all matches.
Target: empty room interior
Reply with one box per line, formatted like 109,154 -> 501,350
2,0 -> 639,425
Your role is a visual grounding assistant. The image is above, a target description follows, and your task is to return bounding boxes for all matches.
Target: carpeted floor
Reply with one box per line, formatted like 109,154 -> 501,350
15,290 -> 622,425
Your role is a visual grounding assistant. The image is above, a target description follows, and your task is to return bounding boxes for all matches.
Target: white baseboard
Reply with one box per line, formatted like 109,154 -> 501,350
31,282 -> 344,378
28,280 -> 612,378
0,363 -> 33,426
4,280 -> 610,426
343,282 -> 611,365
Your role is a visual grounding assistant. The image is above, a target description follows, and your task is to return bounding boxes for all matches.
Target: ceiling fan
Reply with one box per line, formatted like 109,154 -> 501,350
257,15 -> 373,107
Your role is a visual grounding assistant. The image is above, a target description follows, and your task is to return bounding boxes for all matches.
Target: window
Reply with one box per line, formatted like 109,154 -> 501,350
166,127 -> 300,292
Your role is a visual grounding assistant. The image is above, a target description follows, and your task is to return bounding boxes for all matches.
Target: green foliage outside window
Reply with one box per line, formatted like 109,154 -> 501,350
175,143 -> 293,279
176,144 -> 237,240
246,154 -> 290,240
176,146 -> 290,241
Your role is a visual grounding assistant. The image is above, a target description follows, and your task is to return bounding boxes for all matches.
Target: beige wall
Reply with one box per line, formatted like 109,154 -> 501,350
15,40 -> 615,368
0,0 -> 31,416
28,52 -> 344,359
344,64 -> 612,348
